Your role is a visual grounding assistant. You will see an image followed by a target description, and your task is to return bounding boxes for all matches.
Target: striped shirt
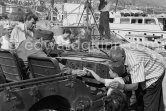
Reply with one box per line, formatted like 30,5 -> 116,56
121,44 -> 165,89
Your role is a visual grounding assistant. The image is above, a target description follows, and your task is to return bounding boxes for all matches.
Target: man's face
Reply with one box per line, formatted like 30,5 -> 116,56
107,57 -> 126,77
26,18 -> 36,31
7,29 -> 12,37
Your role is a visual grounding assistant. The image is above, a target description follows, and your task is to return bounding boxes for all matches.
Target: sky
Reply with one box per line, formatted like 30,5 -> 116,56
17,0 -> 166,8
109,0 -> 166,8
146,0 -> 166,7
131,0 -> 166,7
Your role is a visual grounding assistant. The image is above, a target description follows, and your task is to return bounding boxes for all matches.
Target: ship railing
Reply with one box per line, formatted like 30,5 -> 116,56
110,30 -> 130,43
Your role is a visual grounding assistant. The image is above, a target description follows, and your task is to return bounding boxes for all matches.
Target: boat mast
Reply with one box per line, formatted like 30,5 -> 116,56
115,0 -> 119,12
50,0 -> 54,21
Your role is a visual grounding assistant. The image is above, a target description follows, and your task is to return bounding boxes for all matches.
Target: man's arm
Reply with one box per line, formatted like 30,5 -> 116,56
121,83 -> 138,91
83,67 -> 105,84
10,28 -> 17,43
105,0 -> 111,2
10,27 -> 18,49
110,62 -> 144,90
109,81 -> 138,91
59,63 -> 86,76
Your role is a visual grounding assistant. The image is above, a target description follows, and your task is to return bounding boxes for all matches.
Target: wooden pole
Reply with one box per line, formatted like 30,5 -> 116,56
115,0 -> 119,12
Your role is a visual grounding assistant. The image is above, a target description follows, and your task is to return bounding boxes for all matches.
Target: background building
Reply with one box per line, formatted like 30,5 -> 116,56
0,2 -> 6,15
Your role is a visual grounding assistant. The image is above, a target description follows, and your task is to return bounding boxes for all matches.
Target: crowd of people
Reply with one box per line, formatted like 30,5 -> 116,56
0,3 -> 166,111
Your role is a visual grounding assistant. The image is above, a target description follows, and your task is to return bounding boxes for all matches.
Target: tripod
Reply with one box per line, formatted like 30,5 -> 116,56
78,0 -> 99,38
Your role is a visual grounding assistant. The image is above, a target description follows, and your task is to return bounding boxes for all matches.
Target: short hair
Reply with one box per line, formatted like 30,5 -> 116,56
63,29 -> 71,35
24,13 -> 38,22
104,90 -> 129,111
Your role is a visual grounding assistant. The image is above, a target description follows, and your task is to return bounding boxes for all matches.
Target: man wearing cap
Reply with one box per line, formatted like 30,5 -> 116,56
107,44 -> 165,111
16,29 -> 52,65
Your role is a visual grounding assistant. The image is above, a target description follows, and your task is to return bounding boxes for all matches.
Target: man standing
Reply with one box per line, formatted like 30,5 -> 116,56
98,0 -> 112,40
107,44 -> 165,111
10,13 -> 38,49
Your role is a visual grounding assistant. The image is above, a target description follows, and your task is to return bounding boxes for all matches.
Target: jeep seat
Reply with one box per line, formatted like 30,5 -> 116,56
28,56 -> 61,78
0,49 -> 25,82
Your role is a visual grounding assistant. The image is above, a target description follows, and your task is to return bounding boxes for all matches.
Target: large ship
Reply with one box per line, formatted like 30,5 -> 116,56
109,10 -> 166,39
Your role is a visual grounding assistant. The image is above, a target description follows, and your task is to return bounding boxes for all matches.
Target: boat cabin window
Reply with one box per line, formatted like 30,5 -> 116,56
131,19 -> 136,24
109,18 -> 114,23
158,18 -> 166,31
138,19 -> 143,24
164,19 -> 166,25
158,18 -> 164,25
120,18 -> 130,24
131,19 -> 143,24
144,19 -> 156,24
140,38 -> 142,41
164,19 -> 166,31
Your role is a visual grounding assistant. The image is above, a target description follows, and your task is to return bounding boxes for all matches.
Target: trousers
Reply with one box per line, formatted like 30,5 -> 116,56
143,72 -> 165,111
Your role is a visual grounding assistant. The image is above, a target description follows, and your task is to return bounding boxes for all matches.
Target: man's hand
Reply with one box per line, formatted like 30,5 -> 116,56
103,60 -> 113,69
109,81 -> 124,90
109,68 -> 114,74
72,69 -> 87,76
83,67 -> 92,73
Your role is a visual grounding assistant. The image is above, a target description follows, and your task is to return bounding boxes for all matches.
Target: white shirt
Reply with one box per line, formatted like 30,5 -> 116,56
10,23 -> 33,49
54,35 -> 70,46
104,77 -> 125,96
0,35 -> 10,50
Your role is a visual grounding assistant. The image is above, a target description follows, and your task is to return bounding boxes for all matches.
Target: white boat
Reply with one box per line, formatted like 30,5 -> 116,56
109,10 -> 166,41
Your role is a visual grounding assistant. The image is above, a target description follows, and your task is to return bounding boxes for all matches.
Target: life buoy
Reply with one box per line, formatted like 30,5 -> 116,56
57,13 -> 62,21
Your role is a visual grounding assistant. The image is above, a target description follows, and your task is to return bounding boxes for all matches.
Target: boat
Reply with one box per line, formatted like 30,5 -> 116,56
109,10 -> 166,40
